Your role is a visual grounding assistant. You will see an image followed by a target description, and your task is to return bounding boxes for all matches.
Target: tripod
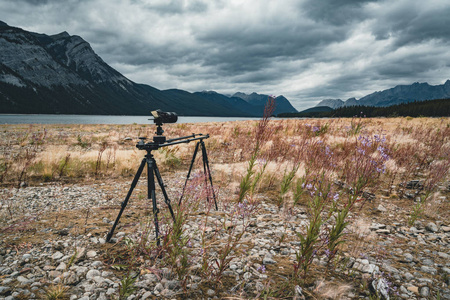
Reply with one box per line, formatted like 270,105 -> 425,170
105,125 -> 215,245
180,139 -> 218,210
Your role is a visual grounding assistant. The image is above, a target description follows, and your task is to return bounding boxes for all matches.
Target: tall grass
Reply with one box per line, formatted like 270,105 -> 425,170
237,97 -> 275,203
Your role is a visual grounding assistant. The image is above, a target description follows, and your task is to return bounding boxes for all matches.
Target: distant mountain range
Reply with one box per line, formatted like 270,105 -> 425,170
316,81 -> 450,109
279,98 -> 450,118
0,21 -> 297,116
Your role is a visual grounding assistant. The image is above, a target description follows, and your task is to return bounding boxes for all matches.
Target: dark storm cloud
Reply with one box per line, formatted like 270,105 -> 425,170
1,0 -> 449,111
301,0 -> 378,25
13,0 -> 52,4
14,0 -> 90,7
195,22 -> 348,74
294,73 -> 374,105
371,3 -> 450,46
377,45 -> 449,77
135,0 -> 209,15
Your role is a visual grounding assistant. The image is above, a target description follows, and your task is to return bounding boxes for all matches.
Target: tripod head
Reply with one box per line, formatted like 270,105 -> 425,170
153,124 -> 166,144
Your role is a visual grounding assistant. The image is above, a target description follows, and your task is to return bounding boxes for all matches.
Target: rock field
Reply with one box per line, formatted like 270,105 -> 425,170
0,175 -> 449,300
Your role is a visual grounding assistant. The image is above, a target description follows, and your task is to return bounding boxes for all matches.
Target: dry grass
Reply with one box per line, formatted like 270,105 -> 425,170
1,116 -> 448,203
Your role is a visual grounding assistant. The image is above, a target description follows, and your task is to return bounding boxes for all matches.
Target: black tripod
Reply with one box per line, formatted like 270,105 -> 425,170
105,125 -> 215,245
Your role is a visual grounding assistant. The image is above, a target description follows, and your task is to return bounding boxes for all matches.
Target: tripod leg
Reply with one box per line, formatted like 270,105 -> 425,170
179,141 -> 200,205
200,142 -> 210,202
152,159 -> 175,221
106,157 -> 146,242
201,141 -> 218,210
147,156 -> 161,246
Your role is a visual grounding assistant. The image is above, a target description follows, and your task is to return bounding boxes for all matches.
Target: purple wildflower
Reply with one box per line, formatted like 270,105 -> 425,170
257,265 -> 266,273
333,193 -> 339,202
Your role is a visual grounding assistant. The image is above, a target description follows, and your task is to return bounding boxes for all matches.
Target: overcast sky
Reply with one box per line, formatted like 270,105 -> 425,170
1,0 -> 449,110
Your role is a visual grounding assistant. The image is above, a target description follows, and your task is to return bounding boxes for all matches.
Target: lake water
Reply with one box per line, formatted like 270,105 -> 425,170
0,114 -> 259,125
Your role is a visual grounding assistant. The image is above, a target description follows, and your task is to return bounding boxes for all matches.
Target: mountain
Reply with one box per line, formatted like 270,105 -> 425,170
345,97 -> 359,107
0,21 -> 298,116
300,106 -> 334,114
315,81 -> 450,109
277,105 -> 334,118
1,22 -> 145,114
358,81 -> 450,106
314,99 -> 344,109
193,91 -> 260,116
161,89 -> 249,116
232,92 -> 298,115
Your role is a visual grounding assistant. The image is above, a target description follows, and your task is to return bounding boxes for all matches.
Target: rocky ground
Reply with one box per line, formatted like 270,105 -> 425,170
0,171 -> 449,300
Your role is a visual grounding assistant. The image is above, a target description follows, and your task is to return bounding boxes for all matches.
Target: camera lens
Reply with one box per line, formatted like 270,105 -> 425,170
160,112 -> 178,123
151,110 -> 178,124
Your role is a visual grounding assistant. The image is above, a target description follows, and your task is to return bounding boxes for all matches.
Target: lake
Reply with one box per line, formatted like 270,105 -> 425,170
0,114 -> 259,125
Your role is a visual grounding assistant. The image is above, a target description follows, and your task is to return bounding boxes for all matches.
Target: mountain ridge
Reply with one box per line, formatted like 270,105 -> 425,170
0,21 -> 297,116
231,92 -> 297,115
316,81 -> 450,109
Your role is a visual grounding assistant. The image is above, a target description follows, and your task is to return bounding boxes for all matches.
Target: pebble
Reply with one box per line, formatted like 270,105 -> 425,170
420,266 -> 437,275
263,256 -> 277,265
422,258 -> 434,266
408,286 -> 419,294
420,286 -> 430,297
52,251 -> 64,260
403,253 -> 414,262
55,262 -> 66,271
86,250 -> 97,258
377,204 -> 387,212
404,272 -> 414,281
86,269 -> 101,280
154,283 -> 164,292
0,287 -> 11,295
425,222 -> 439,233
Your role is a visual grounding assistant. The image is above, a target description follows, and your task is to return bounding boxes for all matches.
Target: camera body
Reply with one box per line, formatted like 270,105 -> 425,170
151,110 -> 178,125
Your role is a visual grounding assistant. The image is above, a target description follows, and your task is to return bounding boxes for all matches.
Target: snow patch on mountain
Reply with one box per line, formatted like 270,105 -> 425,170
0,74 -> 26,87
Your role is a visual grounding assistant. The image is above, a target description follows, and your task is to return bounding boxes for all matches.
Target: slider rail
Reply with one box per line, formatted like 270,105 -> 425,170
162,134 -> 209,147
166,133 -> 208,143
137,134 -> 209,151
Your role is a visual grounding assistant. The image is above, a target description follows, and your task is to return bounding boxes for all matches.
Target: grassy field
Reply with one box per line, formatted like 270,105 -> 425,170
0,116 -> 449,299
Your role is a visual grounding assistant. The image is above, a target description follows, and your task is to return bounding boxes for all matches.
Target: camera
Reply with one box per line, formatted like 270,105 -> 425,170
151,110 -> 178,125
